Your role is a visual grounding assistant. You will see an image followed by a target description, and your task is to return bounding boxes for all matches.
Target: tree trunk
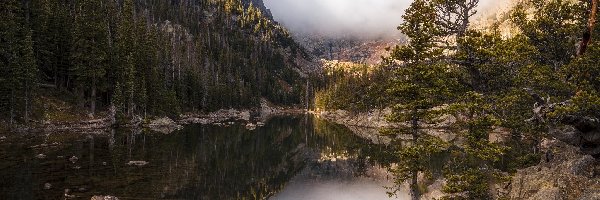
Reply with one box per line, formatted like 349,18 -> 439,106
578,0 -> 598,56
412,108 -> 419,138
468,64 -> 483,92
129,94 -> 134,117
410,170 -> 420,200
305,80 -> 310,110
25,81 -> 29,124
10,89 -> 15,126
91,78 -> 97,117
410,108 -> 421,200
78,86 -> 85,108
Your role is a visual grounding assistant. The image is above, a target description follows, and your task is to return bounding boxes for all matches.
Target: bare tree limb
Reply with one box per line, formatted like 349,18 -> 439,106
577,0 -> 598,56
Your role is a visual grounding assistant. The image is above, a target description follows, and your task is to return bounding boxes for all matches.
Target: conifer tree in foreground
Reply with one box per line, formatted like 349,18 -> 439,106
384,0 -> 452,199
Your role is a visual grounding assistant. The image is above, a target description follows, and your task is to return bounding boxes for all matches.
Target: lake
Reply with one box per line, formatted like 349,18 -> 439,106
0,115 -> 408,200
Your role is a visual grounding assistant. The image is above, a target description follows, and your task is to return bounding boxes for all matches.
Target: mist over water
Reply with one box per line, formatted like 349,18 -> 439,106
264,0 -> 513,39
271,167 -> 410,200
271,178 -> 408,200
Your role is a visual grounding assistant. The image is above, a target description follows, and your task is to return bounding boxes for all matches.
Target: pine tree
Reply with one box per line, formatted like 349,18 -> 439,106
511,0 -> 586,67
384,0 -> 453,199
71,0 -> 110,116
115,0 -> 137,116
0,0 -> 38,125
443,92 -> 506,199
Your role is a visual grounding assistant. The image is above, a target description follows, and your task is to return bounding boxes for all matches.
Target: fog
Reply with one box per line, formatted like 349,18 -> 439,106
264,0 -> 513,39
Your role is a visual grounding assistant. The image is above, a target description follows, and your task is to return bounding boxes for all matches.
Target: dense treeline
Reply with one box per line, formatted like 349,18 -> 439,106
317,0 -> 600,199
0,0 -> 309,125
315,61 -> 391,111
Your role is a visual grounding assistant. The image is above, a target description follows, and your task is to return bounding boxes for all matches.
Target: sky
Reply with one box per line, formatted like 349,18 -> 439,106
263,0 -> 512,39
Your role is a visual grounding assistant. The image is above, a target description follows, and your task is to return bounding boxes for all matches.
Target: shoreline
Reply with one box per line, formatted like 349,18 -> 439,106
1,103 -> 307,135
313,109 -> 600,199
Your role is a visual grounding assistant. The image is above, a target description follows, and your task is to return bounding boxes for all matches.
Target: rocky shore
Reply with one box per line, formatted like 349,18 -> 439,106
315,109 -> 600,199
315,109 -> 457,144
314,109 -> 395,145
315,109 -> 394,128
3,99 -> 305,135
501,139 -> 600,199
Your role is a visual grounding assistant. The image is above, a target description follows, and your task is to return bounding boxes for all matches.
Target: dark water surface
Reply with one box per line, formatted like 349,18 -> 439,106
0,115 -> 399,200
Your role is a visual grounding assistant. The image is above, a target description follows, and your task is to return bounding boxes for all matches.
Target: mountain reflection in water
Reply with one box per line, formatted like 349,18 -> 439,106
0,115 -> 401,199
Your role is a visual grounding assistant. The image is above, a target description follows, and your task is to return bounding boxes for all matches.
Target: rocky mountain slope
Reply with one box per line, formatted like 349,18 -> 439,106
242,0 -> 273,19
292,33 -> 400,65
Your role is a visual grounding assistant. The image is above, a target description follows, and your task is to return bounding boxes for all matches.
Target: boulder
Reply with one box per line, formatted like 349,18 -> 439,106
147,117 -> 183,134
508,139 -> 600,200
43,183 -> 52,190
69,156 -> 78,163
245,123 -> 257,131
526,92 -> 600,156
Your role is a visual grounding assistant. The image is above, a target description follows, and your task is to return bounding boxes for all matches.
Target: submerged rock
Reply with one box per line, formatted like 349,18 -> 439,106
43,183 -> 52,190
69,156 -> 78,163
126,160 -> 149,167
91,195 -> 119,200
36,154 -> 47,159
64,189 -> 76,198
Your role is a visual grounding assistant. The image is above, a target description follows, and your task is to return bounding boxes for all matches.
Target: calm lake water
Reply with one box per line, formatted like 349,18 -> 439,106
0,115 -> 406,200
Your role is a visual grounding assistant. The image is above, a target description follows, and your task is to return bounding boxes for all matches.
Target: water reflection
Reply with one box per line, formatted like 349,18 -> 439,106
0,115 -> 396,199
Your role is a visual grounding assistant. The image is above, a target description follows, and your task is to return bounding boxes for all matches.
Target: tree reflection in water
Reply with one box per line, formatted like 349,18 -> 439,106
0,115 -> 397,199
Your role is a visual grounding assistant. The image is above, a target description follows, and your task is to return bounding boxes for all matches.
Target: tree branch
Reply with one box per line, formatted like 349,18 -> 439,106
577,0 -> 598,56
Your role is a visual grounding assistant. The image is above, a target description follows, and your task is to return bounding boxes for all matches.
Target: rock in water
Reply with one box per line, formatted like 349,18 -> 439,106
147,117 -> 183,134
126,161 -> 149,167
91,195 -> 119,200
36,154 -> 47,159
246,123 -> 257,130
43,183 -> 52,190
69,156 -> 78,163
64,189 -> 76,198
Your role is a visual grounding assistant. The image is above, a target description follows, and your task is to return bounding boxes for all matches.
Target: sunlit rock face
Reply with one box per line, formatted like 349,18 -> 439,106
507,139 -> 600,199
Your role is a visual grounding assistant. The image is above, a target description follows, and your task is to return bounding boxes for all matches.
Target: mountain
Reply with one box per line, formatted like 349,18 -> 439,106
293,33 -> 400,65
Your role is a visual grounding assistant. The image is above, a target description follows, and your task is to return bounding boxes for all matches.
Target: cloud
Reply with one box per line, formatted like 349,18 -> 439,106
264,0 -> 513,39
264,0 -> 410,39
